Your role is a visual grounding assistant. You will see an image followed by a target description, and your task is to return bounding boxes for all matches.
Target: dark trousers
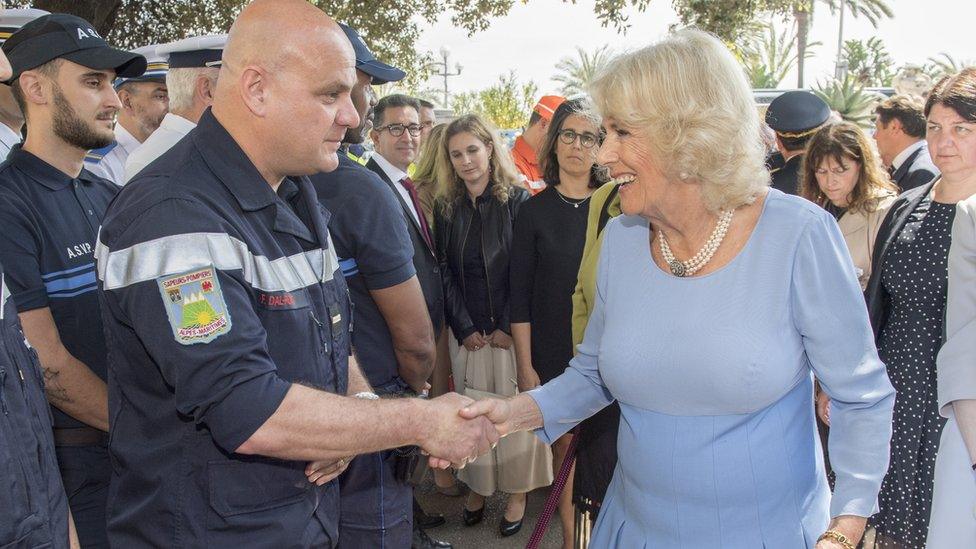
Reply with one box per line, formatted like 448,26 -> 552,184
338,450 -> 412,549
56,445 -> 110,549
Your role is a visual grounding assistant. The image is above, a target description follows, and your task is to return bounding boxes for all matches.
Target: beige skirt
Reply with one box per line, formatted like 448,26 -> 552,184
453,344 -> 553,496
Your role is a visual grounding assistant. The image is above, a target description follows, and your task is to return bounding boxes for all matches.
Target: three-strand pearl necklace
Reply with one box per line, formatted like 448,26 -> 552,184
658,209 -> 734,277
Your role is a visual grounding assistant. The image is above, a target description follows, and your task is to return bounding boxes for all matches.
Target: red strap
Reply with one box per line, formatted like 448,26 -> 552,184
526,430 -> 578,549
399,177 -> 434,250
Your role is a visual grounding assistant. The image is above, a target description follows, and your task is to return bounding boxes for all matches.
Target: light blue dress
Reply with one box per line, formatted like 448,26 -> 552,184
529,190 -> 896,548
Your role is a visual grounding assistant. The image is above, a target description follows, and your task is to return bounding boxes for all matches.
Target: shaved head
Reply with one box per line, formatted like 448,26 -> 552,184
212,0 -> 359,185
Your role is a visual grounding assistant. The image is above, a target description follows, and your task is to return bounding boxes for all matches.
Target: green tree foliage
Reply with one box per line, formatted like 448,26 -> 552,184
672,0 -> 769,42
814,73 -> 883,127
451,72 -> 538,130
842,37 -> 894,87
925,53 -> 976,82
16,0 -> 667,91
552,45 -> 614,96
738,20 -> 816,88
15,0 -> 518,89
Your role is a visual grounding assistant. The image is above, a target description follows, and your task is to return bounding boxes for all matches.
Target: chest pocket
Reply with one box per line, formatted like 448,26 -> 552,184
254,288 -> 327,388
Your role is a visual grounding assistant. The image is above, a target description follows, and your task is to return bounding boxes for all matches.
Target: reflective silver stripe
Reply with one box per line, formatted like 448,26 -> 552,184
95,231 -> 337,291
1,273 -> 9,320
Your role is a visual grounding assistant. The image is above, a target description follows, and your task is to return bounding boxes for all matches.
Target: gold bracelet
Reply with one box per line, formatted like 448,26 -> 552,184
818,529 -> 856,549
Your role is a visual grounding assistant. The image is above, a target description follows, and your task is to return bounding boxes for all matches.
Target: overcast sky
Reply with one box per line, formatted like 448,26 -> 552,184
413,0 -> 975,100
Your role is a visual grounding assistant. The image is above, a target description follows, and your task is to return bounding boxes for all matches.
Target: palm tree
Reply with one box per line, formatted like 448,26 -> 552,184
739,20 -> 818,89
551,45 -> 614,96
783,0 -> 893,87
925,52 -> 976,81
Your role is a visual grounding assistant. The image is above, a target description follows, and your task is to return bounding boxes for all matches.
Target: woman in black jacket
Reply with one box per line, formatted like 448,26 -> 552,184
433,114 -> 552,536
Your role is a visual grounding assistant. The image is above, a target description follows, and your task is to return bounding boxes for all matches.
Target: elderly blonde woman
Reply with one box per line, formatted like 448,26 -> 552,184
457,30 -> 895,548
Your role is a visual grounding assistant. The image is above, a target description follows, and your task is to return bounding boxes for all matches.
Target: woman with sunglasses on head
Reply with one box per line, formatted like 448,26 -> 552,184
433,114 -> 553,535
508,98 -> 604,547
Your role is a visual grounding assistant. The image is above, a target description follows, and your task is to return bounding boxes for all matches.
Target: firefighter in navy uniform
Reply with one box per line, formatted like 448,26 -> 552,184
1,263 -> 74,548
94,2 -> 497,547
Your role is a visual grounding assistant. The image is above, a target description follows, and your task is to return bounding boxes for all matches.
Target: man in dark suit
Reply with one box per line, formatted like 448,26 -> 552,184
364,94 -> 450,545
764,91 -> 831,195
874,94 -> 940,191
365,94 -> 444,336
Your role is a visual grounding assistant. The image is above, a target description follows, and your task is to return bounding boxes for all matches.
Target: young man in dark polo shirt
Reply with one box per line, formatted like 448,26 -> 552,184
0,14 -> 146,548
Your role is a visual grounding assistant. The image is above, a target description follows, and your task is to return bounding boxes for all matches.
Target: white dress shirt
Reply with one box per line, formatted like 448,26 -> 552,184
0,123 -> 22,161
124,113 -> 197,183
372,152 -> 421,227
86,123 -> 141,185
891,140 -> 926,173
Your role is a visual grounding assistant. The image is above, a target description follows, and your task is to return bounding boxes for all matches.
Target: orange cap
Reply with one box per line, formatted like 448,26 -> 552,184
532,95 -> 566,121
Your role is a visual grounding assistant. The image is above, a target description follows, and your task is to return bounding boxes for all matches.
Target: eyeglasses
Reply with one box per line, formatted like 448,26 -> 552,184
558,129 -> 600,148
377,123 -> 423,137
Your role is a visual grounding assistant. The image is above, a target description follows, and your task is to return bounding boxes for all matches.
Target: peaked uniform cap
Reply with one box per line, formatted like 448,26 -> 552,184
157,34 -> 227,68
765,91 -> 831,136
115,43 -> 167,87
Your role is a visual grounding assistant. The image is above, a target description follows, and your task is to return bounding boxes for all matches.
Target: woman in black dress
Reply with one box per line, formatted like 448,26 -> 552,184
509,99 -> 604,549
864,73 -> 976,547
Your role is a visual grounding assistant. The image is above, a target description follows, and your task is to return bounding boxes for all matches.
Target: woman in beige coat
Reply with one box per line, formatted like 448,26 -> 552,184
800,122 -> 899,289
802,123 -> 899,473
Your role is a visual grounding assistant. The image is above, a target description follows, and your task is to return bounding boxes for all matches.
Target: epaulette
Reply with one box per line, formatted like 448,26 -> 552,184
84,141 -> 118,163
345,150 -> 368,166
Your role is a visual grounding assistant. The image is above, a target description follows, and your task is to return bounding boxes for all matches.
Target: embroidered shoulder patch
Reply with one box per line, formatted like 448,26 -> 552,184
157,266 -> 232,345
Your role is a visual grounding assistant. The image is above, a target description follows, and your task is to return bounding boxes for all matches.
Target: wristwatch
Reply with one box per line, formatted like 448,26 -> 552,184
353,391 -> 380,400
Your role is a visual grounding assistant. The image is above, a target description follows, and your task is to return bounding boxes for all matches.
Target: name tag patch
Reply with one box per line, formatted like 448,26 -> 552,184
256,289 -> 309,310
157,266 -> 232,345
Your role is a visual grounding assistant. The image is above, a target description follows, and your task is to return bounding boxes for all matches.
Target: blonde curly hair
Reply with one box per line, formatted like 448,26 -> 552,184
588,29 -> 769,213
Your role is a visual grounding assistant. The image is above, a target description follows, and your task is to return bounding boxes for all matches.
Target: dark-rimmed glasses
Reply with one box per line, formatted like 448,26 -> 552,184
558,129 -> 600,148
376,123 -> 423,137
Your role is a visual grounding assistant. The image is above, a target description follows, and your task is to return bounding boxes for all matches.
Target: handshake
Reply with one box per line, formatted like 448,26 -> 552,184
304,392 -> 531,487
417,392 -> 517,470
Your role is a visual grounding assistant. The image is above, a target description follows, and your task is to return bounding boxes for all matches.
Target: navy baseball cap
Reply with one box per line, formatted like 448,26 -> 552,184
339,23 -> 405,85
2,13 -> 146,83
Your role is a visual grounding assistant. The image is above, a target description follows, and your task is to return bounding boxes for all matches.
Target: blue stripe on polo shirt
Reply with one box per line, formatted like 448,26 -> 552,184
41,262 -> 96,280
48,283 -> 98,299
44,269 -> 96,295
339,257 -> 358,278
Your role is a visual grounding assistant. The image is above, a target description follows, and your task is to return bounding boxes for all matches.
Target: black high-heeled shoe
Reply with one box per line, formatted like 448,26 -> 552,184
462,505 -> 484,527
499,516 -> 523,537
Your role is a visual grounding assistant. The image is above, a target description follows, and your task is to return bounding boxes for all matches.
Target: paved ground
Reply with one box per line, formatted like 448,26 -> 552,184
415,477 -> 565,549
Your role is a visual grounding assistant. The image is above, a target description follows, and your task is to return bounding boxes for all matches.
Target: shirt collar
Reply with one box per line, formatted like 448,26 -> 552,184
371,152 -> 409,183
7,145 -> 99,190
191,108 -> 281,212
0,123 -> 21,150
891,140 -> 925,172
160,112 -> 198,136
114,123 -> 142,155
513,136 -> 537,167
